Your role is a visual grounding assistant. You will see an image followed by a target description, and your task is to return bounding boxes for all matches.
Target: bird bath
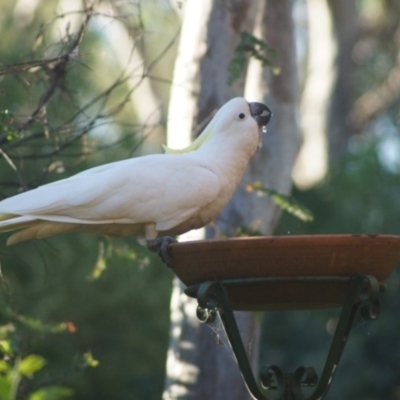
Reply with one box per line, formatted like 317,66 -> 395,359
168,235 -> 400,400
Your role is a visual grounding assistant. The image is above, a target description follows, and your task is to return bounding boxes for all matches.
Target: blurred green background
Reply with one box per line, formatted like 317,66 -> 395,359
0,0 -> 400,399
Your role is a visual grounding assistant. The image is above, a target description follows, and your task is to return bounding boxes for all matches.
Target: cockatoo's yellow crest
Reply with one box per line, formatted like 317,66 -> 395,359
162,127 -> 214,154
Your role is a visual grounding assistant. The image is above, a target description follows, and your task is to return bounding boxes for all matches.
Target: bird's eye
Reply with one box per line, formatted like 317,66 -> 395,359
238,113 -> 245,120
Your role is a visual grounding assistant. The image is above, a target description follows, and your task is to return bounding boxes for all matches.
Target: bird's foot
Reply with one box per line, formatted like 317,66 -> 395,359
147,236 -> 177,268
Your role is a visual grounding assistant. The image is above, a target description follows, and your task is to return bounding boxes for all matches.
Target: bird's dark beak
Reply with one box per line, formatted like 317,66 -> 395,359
249,102 -> 272,128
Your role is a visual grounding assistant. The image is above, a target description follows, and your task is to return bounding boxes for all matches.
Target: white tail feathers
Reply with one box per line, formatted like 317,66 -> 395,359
3,218 -> 146,245
0,215 -> 38,232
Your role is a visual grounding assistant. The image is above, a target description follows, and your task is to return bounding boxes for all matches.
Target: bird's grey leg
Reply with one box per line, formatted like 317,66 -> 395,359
147,236 -> 177,268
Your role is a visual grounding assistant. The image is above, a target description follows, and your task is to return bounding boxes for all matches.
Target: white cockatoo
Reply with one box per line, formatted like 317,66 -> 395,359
0,97 -> 272,251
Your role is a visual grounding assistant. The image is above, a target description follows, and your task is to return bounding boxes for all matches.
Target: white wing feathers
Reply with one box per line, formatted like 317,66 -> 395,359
0,153 -> 220,240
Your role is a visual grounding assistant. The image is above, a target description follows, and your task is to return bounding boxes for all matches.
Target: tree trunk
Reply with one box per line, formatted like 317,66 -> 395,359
326,0 -> 359,162
163,1 -> 299,399
98,2 -> 164,154
293,0 -> 336,189
219,0 -> 299,236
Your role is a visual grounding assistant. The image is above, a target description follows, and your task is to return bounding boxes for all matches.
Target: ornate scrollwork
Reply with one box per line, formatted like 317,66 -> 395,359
196,306 -> 217,324
196,281 -> 220,309
259,364 -> 318,400
189,275 -> 383,400
356,275 -> 382,320
259,364 -> 284,390
294,366 -> 318,387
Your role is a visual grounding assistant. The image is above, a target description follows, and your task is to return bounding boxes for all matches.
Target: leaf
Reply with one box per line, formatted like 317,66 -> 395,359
0,375 -> 11,399
29,386 -> 73,400
0,110 -> 19,140
19,355 -> 46,378
88,241 -> 107,280
247,182 -> 314,222
227,31 -> 279,85
82,352 -> 99,368
0,360 -> 10,373
234,224 -> 263,237
0,305 -> 68,334
0,340 -> 13,357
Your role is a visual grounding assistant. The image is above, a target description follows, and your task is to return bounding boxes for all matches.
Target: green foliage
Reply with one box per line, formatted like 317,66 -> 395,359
247,181 -> 314,222
0,325 -> 79,400
0,306 -> 68,334
277,143 -> 400,235
81,352 -> 98,369
227,31 -> 280,86
29,387 -> 73,400
233,224 -> 263,237
0,111 -> 18,142
19,355 -> 47,378
0,233 -> 172,400
89,239 -> 150,280
265,141 -> 400,400
0,289 -> 103,400
0,2 -> 176,399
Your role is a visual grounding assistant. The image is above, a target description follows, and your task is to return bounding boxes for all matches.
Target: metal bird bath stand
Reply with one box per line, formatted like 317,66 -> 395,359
168,235 -> 400,400
187,275 -> 382,400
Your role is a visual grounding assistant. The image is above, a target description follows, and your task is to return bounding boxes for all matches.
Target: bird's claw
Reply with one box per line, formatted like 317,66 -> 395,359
147,236 -> 177,268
